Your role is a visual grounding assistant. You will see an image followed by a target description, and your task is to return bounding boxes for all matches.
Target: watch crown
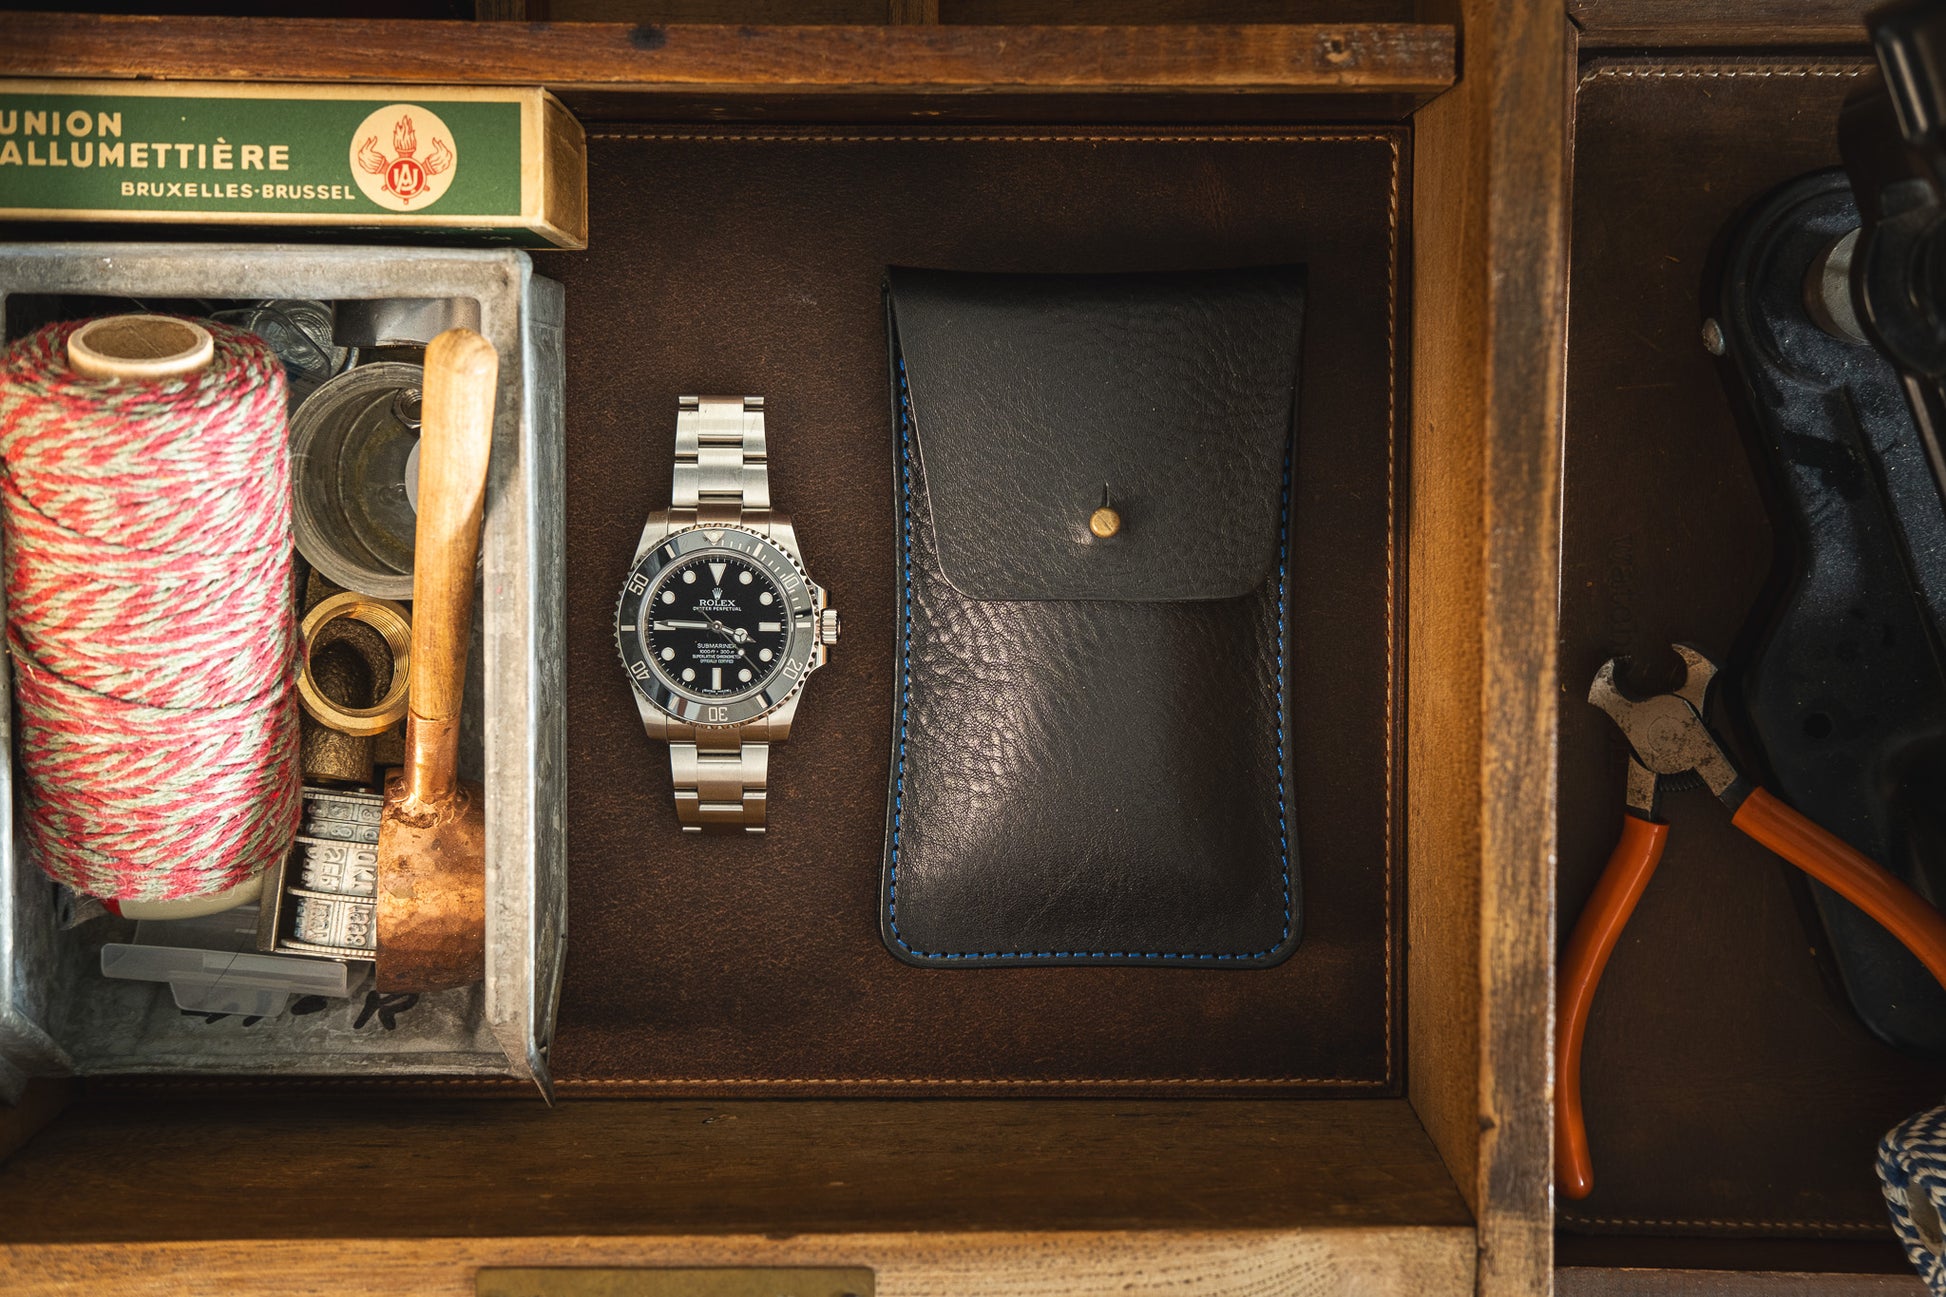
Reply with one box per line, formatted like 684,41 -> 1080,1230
820,608 -> 841,646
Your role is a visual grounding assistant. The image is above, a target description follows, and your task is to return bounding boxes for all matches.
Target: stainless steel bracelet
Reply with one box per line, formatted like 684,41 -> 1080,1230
669,738 -> 769,834
671,394 -> 770,529
668,395 -> 771,833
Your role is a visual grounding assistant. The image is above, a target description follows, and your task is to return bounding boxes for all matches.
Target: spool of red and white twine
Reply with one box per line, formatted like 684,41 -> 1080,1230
0,318 -> 301,903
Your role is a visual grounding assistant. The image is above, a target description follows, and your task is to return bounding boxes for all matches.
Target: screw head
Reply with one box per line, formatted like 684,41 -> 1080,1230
1089,506 -> 1122,539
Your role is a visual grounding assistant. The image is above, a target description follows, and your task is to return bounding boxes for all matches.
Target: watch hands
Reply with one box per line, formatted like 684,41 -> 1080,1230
650,619 -> 749,644
706,619 -> 757,665
653,615 -> 759,668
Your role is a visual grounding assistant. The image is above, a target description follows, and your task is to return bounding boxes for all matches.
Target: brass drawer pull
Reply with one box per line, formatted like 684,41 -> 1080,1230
477,1269 -> 874,1297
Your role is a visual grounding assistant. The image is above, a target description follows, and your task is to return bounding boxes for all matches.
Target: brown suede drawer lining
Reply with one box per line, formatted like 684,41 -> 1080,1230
546,126 -> 1405,1096
1560,59 -> 1946,1237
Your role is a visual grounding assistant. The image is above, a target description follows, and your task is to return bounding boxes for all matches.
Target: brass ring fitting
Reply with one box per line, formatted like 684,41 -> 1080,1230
297,592 -> 412,737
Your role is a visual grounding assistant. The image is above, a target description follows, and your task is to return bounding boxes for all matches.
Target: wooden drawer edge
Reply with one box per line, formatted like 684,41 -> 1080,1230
0,1227 -> 1477,1297
0,16 -> 1457,97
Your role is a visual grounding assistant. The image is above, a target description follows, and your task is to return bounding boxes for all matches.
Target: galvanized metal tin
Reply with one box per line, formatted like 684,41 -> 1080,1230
0,243 -> 565,1097
289,361 -> 426,599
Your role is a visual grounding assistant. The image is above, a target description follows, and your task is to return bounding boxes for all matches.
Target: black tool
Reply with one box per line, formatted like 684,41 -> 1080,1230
1709,167 -> 1946,1055
1840,0 -> 1946,510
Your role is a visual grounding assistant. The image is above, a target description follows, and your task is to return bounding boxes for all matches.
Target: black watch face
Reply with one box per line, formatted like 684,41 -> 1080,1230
641,554 -> 791,701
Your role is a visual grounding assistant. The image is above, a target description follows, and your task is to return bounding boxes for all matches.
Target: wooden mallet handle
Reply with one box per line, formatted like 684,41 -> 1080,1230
399,327 -> 497,815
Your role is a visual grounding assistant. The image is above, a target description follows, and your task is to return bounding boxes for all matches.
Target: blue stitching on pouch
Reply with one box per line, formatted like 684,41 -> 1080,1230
887,354 -> 1293,963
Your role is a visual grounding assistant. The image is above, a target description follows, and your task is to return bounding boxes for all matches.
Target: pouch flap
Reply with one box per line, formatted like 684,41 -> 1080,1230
888,265 -> 1304,602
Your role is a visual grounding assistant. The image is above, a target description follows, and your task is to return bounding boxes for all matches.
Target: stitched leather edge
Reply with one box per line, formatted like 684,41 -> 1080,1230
85,1073 -> 1392,1092
1579,63 -> 1870,85
1382,132 -> 1399,1086
592,131 -> 1403,144
1561,1213 -> 1888,1235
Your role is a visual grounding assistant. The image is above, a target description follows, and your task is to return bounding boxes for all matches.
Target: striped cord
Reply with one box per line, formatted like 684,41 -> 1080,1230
0,319 -> 300,902
1882,1102 -> 1946,1293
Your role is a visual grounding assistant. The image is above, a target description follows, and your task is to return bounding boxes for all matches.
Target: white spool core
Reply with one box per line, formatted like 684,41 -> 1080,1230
115,870 -> 265,921
67,314 -> 215,380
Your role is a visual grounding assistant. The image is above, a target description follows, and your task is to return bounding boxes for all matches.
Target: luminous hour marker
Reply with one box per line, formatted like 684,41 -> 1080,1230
711,667 -> 722,691
759,591 -> 774,605
739,668 -> 752,683
682,569 -> 696,584
759,648 -> 773,662
661,590 -> 676,604
681,667 -> 696,682
709,562 -> 727,585
739,571 -> 753,585
759,621 -> 782,633
660,647 -> 675,661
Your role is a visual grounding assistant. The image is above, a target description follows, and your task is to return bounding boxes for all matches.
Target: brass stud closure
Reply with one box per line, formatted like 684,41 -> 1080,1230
1089,484 -> 1122,539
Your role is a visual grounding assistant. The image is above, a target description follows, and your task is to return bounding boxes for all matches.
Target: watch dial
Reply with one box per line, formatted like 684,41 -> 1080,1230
641,554 -> 791,700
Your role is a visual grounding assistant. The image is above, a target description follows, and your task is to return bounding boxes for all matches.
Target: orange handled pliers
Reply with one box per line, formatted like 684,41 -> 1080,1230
1558,643 -> 1946,1200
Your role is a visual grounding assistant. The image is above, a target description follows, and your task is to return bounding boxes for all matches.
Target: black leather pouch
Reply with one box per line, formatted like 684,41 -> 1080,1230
882,266 -> 1304,968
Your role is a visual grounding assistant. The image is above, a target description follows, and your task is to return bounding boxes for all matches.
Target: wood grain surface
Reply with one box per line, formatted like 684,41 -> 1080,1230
548,0 -> 898,18
0,1227 -> 1477,1297
0,8 -> 1578,1297
410,329 -> 496,736
0,1098 -> 1470,1243
946,0 -> 1413,18
1569,0 -> 1875,48
0,14 -> 1456,95
1408,3 -> 1568,1297
545,0 -> 1417,19
0,1081 -> 70,1171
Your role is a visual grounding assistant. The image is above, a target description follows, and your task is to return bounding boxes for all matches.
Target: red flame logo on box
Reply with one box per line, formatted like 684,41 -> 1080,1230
355,114 -> 454,206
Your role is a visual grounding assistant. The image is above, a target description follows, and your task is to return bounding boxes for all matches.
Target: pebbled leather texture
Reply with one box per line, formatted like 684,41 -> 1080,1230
887,266 -> 1304,603
883,269 -> 1303,967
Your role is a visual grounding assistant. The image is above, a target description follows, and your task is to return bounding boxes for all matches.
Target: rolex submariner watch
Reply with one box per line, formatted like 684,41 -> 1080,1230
614,395 -> 838,833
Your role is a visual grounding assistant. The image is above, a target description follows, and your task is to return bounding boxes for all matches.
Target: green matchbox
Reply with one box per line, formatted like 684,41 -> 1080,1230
0,80 -> 586,249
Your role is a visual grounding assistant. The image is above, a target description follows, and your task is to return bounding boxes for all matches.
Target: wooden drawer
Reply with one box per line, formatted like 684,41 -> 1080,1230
0,4 -> 1568,1296
1555,3 -> 1938,1294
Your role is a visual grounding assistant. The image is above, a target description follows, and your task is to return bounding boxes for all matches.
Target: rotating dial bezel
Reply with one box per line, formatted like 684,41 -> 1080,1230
615,526 -> 818,728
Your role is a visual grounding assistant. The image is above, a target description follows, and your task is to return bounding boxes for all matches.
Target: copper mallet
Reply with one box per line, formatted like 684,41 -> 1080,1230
373,327 -> 497,993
